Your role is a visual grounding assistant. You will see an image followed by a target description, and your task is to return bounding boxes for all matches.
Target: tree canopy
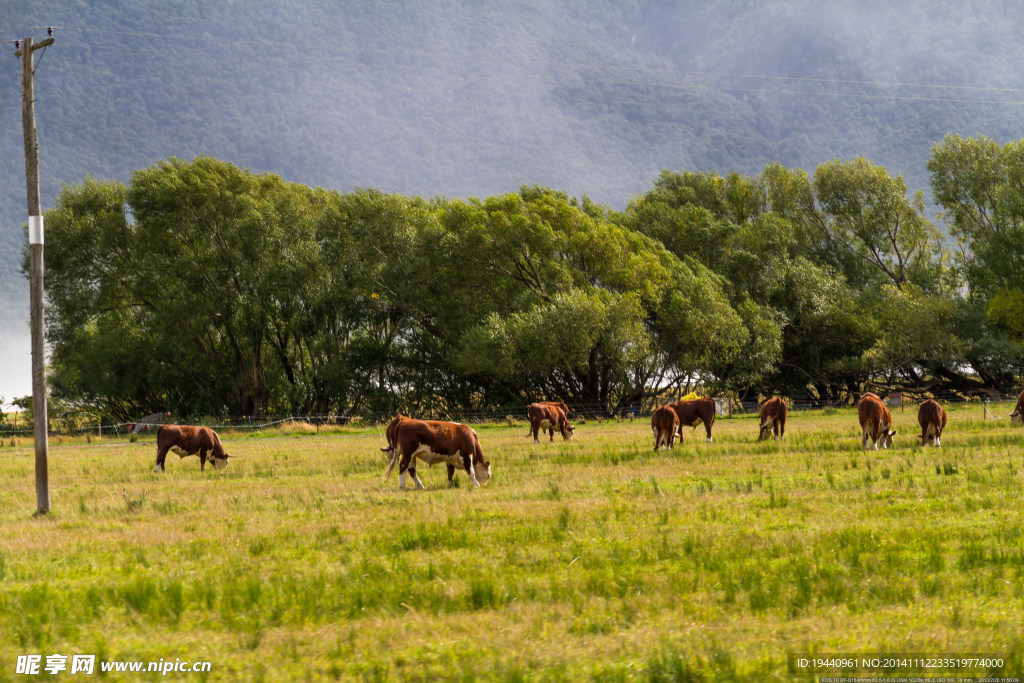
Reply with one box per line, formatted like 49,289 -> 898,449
40,140 -> 1024,418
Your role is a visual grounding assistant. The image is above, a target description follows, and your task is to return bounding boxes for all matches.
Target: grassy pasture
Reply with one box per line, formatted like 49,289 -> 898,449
0,404 -> 1022,681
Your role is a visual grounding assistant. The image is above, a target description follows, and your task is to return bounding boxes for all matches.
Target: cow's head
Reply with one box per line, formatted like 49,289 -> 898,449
1011,409 -> 1022,424
473,458 -> 492,485
561,424 -> 575,441
210,453 -> 233,470
758,421 -> 772,441
882,429 -> 896,449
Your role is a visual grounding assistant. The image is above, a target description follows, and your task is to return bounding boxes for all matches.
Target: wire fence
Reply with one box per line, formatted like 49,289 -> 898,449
2,388 -> 1020,440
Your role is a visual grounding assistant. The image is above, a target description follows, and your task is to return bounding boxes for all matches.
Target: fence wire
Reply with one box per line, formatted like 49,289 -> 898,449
2,389 -> 1020,439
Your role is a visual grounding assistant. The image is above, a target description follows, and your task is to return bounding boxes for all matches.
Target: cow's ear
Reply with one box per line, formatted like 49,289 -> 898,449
483,460 -> 490,467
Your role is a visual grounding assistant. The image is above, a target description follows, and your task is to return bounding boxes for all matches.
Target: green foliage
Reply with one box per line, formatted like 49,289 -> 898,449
814,158 -> 942,291
41,131 -> 1024,415
930,134 -> 1024,294
987,289 -> 1024,344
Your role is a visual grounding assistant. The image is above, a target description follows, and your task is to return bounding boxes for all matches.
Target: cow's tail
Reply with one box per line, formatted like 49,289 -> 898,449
383,446 -> 401,482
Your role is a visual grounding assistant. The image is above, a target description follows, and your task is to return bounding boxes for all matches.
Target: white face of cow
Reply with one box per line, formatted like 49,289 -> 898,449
473,460 -> 492,485
562,426 -> 575,441
210,456 -> 229,470
882,430 -> 896,449
1012,411 -> 1022,424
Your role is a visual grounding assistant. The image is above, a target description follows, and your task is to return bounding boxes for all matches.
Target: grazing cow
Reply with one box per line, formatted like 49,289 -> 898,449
382,416 -> 491,489
669,397 -> 716,443
857,392 -> 896,450
758,397 -> 787,441
917,399 -> 947,447
1010,389 -> 1024,424
154,425 -> 233,472
651,405 -> 680,451
526,402 -> 575,443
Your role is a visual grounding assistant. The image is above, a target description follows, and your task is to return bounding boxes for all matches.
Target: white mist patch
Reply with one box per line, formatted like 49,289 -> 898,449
0,330 -> 32,408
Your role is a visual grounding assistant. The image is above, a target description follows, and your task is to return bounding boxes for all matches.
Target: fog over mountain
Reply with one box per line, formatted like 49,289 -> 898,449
2,0 -> 1023,403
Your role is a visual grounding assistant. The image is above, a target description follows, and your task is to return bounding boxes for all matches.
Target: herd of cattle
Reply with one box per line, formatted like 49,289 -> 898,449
152,390 -> 1024,488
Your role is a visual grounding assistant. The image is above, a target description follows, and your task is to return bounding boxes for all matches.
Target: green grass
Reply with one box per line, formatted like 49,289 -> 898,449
0,404 -> 1022,681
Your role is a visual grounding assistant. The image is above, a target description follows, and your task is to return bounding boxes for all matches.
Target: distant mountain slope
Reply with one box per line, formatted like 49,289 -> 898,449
2,0 -> 1024,399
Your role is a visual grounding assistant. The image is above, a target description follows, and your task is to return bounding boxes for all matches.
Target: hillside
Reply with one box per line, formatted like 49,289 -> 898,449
3,0 -> 1024,399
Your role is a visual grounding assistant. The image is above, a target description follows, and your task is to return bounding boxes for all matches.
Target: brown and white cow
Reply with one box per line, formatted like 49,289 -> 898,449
381,416 -> 491,489
651,405 -> 680,451
758,397 -> 787,441
526,402 -> 575,443
154,425 -> 233,472
669,397 -> 716,443
857,392 -> 896,450
1010,389 -> 1024,424
917,398 -> 947,447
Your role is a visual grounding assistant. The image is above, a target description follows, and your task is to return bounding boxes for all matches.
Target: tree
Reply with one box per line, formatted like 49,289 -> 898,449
623,170 -> 789,395
928,134 -> 1024,297
813,158 -> 943,292
454,187 -> 746,408
44,158 -> 328,417
928,134 -> 1024,386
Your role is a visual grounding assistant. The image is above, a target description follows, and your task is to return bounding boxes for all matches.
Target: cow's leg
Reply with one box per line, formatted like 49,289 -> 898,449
199,449 -> 208,471
447,463 -> 457,486
704,419 -> 713,443
408,465 -> 426,490
778,419 -> 785,440
154,446 -> 169,473
532,422 -> 540,444
397,452 -> 414,489
548,427 -> 554,442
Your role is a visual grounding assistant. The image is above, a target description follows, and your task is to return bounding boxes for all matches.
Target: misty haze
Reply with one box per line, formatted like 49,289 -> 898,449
3,1 -> 1024,403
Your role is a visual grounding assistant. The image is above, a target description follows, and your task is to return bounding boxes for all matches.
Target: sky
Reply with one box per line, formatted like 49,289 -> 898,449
2,0 -> 1023,408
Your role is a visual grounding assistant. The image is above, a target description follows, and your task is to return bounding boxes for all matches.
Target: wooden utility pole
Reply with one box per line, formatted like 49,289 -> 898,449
17,34 -> 55,515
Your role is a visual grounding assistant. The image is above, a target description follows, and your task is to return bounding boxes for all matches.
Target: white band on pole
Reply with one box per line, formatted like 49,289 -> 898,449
28,215 -> 44,245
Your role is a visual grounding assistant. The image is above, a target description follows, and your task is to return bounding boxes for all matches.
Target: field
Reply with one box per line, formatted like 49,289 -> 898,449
0,404 -> 1022,681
